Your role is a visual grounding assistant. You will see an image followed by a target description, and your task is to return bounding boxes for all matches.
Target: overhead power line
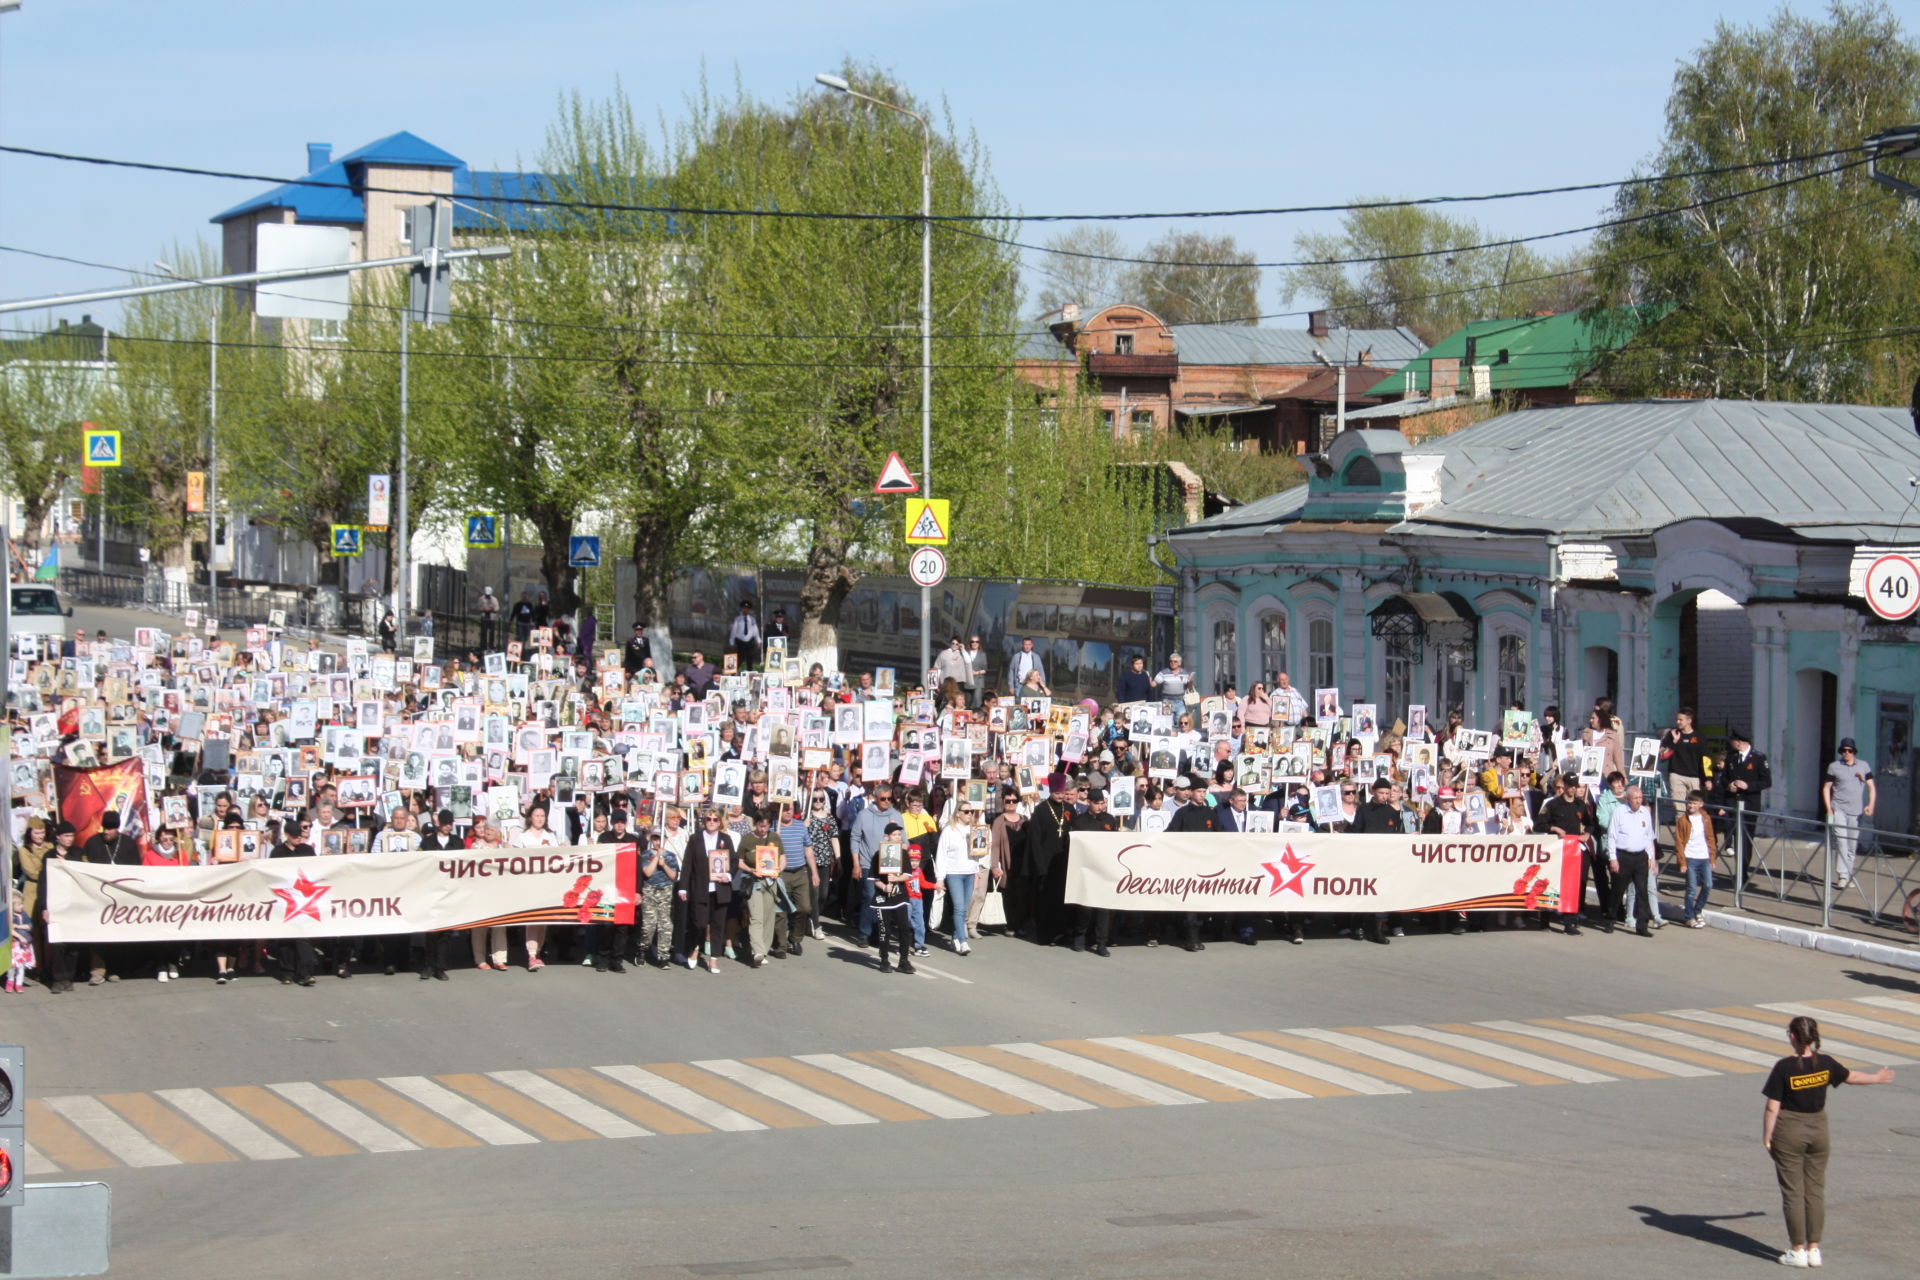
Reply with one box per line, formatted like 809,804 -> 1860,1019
0,141 -> 1866,226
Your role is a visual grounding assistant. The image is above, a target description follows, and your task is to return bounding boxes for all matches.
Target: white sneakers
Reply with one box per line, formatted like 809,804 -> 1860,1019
1809,1246 -> 1822,1267
1779,1245 -> 1822,1267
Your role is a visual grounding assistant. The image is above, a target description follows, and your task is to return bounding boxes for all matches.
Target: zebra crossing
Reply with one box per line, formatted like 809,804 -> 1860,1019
22,994 -> 1920,1177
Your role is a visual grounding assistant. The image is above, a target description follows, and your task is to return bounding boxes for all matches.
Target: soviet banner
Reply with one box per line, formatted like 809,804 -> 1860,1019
46,844 -> 638,943
1065,831 -> 1584,915
53,760 -> 152,860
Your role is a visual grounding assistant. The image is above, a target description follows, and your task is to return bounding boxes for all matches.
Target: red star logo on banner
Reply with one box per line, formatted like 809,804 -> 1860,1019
1261,845 -> 1314,897
272,871 -> 332,923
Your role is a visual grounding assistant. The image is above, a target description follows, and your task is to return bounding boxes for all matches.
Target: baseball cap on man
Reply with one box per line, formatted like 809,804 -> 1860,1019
1174,775 -> 1195,789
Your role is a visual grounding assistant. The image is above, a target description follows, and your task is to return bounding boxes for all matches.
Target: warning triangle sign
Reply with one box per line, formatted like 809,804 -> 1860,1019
873,451 -> 919,494
907,503 -> 946,542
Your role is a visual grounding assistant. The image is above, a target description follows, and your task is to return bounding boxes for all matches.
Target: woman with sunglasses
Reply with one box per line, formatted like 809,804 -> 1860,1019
678,809 -> 735,974
804,792 -> 838,941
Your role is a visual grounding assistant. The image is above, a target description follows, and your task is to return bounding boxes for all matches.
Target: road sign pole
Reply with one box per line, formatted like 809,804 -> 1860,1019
396,314 -> 409,641
207,305 -> 218,624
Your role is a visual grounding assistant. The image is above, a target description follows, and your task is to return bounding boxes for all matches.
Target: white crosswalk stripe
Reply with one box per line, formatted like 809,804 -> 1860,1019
1857,996 -> 1920,1018
1662,1009 -> 1902,1062
1566,1016 -> 1779,1067
893,1047 -> 1096,1111
1376,1026 -> 1612,1084
23,1142 -> 59,1174
269,1083 -> 418,1153
155,1087 -> 300,1160
591,1065 -> 767,1132
486,1071 -> 650,1138
1475,1021 -> 1716,1077
375,1077 -> 538,1146
1189,1034 -> 1409,1095
793,1053 -> 988,1120
993,1043 -> 1206,1105
1088,1037 -> 1311,1100
41,1095 -> 181,1167
1759,1003 -> 1920,1048
1287,1029 -> 1514,1089
690,1059 -> 880,1126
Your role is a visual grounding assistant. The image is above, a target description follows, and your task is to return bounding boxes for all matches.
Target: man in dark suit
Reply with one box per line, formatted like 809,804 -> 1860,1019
1212,787 -> 1262,945
1026,784 -> 1077,945
678,809 -> 735,972
1069,789 -> 1119,956
1717,728 -> 1771,882
414,810 -> 463,980
1159,776 -> 1214,951
269,818 -> 321,986
622,623 -> 653,677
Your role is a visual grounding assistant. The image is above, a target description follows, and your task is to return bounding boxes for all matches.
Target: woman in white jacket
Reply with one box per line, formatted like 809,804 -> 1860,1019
513,805 -> 561,970
933,804 -> 984,955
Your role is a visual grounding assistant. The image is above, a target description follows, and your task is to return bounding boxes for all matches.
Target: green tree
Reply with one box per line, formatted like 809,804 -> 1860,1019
424,89 -> 713,649
1119,231 -> 1260,325
0,321 -> 102,565
1280,205 -> 1583,344
1031,226 -> 1130,317
1586,2 -> 1920,401
671,67 -> 1026,667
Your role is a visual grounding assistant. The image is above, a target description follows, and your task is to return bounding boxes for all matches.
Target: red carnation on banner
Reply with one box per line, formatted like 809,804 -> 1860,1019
52,760 -> 155,862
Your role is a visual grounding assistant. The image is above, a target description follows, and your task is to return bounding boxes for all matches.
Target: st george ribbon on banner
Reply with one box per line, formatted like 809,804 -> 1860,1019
45,843 -> 639,943
1065,831 -> 1584,915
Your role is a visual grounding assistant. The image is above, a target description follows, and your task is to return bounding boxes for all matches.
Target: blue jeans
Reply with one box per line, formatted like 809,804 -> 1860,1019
856,872 -> 877,941
909,898 -> 927,949
1683,857 -> 1712,919
945,874 -> 974,947
1622,868 -> 1666,924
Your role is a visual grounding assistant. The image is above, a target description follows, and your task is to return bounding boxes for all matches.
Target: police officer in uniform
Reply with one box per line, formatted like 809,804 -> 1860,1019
1070,789 -> 1118,956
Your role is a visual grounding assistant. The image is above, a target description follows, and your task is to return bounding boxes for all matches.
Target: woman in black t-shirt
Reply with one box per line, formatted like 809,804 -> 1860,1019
1760,1014 -> 1894,1268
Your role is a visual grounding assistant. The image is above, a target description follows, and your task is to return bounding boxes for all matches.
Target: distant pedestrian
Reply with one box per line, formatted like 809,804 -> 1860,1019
1821,739 -> 1874,890
1762,1014 -> 1894,1268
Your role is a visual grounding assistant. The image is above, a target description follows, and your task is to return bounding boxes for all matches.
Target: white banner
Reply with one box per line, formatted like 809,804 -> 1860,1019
368,473 -> 391,527
45,844 -> 637,943
1065,831 -> 1582,914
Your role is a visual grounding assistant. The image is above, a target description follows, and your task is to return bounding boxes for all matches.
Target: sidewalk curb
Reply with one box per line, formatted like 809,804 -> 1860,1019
1702,908 -> 1920,972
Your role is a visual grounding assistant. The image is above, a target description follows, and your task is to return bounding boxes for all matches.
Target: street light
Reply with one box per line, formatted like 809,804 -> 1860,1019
815,70 -> 935,680
156,262 -> 221,620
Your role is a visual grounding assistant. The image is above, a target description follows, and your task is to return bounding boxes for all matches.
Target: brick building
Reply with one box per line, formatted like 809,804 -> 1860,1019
1015,304 -> 1422,454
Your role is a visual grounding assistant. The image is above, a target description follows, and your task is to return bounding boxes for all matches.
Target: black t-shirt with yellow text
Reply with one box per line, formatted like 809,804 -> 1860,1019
1762,1053 -> 1850,1113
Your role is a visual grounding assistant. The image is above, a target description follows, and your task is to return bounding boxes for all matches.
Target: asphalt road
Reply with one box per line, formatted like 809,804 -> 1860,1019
11,919 -> 1920,1279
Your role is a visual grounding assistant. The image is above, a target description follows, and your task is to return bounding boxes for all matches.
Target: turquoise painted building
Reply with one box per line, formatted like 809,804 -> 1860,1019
1161,400 -> 1920,831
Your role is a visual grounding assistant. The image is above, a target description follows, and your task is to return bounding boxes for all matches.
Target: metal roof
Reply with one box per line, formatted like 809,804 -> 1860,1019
1175,402 -> 1268,417
1168,399 -> 1920,545
213,132 -> 549,230
1368,305 -> 1668,398
1016,322 -> 1424,368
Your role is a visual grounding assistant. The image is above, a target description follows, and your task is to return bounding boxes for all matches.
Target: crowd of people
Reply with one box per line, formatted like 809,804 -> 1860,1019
2,600 -> 1828,994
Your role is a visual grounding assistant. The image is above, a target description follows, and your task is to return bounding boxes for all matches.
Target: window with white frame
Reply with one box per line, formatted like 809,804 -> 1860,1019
1496,631 -> 1528,710
1211,617 -> 1237,693
1258,612 -> 1287,685
1308,616 -> 1335,692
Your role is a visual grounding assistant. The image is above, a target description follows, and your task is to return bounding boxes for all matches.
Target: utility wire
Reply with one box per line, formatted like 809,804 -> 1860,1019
0,141 -> 1866,226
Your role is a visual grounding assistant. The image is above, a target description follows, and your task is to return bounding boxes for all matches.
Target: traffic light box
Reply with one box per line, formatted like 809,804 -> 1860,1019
0,1042 -> 22,1207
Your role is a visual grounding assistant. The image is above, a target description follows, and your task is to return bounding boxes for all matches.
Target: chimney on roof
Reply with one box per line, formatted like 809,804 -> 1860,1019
1429,357 -> 1460,399
1307,310 -> 1331,339
307,142 -> 332,172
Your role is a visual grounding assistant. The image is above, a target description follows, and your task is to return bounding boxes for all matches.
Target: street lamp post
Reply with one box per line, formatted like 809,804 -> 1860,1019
816,71 -> 934,681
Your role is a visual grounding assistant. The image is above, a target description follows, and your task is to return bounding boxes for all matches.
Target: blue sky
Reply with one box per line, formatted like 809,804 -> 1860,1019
0,0 -> 1823,329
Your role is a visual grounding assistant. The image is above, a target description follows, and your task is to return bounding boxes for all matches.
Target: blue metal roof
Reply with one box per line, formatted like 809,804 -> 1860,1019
213,132 -> 549,231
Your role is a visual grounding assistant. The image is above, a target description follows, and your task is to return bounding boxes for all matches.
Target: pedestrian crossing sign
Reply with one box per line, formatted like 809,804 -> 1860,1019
466,514 -> 501,548
568,535 -> 601,568
83,427 -> 121,467
903,497 -> 950,545
330,525 -> 363,557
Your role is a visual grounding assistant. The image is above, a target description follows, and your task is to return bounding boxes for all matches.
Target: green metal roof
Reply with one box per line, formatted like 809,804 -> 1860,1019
1367,305 -> 1667,398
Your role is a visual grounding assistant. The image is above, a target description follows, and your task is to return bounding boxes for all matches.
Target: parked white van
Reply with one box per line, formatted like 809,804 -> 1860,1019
7,582 -> 73,638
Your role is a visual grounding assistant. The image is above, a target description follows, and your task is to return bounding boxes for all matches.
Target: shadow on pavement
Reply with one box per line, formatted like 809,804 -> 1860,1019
1628,1205 -> 1775,1260
1841,968 -> 1920,995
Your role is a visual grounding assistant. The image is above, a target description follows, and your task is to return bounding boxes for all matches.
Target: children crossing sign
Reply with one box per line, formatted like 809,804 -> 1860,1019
83,427 -> 121,467
903,497 -> 950,545
330,525 -> 363,557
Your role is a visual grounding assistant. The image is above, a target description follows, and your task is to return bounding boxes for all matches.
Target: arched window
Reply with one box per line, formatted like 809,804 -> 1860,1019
1497,632 -> 1528,710
1343,456 -> 1381,487
1212,618 -> 1237,693
1258,612 -> 1287,685
1308,617 -> 1335,692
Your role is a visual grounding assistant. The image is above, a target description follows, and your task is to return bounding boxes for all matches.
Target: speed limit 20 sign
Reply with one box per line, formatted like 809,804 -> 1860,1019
1863,553 -> 1920,621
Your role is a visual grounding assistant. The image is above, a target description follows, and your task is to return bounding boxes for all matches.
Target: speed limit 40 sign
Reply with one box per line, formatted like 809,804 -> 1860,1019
1863,552 -> 1920,621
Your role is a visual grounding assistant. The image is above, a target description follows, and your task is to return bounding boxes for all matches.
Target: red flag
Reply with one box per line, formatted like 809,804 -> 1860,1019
80,465 -> 100,496
53,759 -> 153,862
